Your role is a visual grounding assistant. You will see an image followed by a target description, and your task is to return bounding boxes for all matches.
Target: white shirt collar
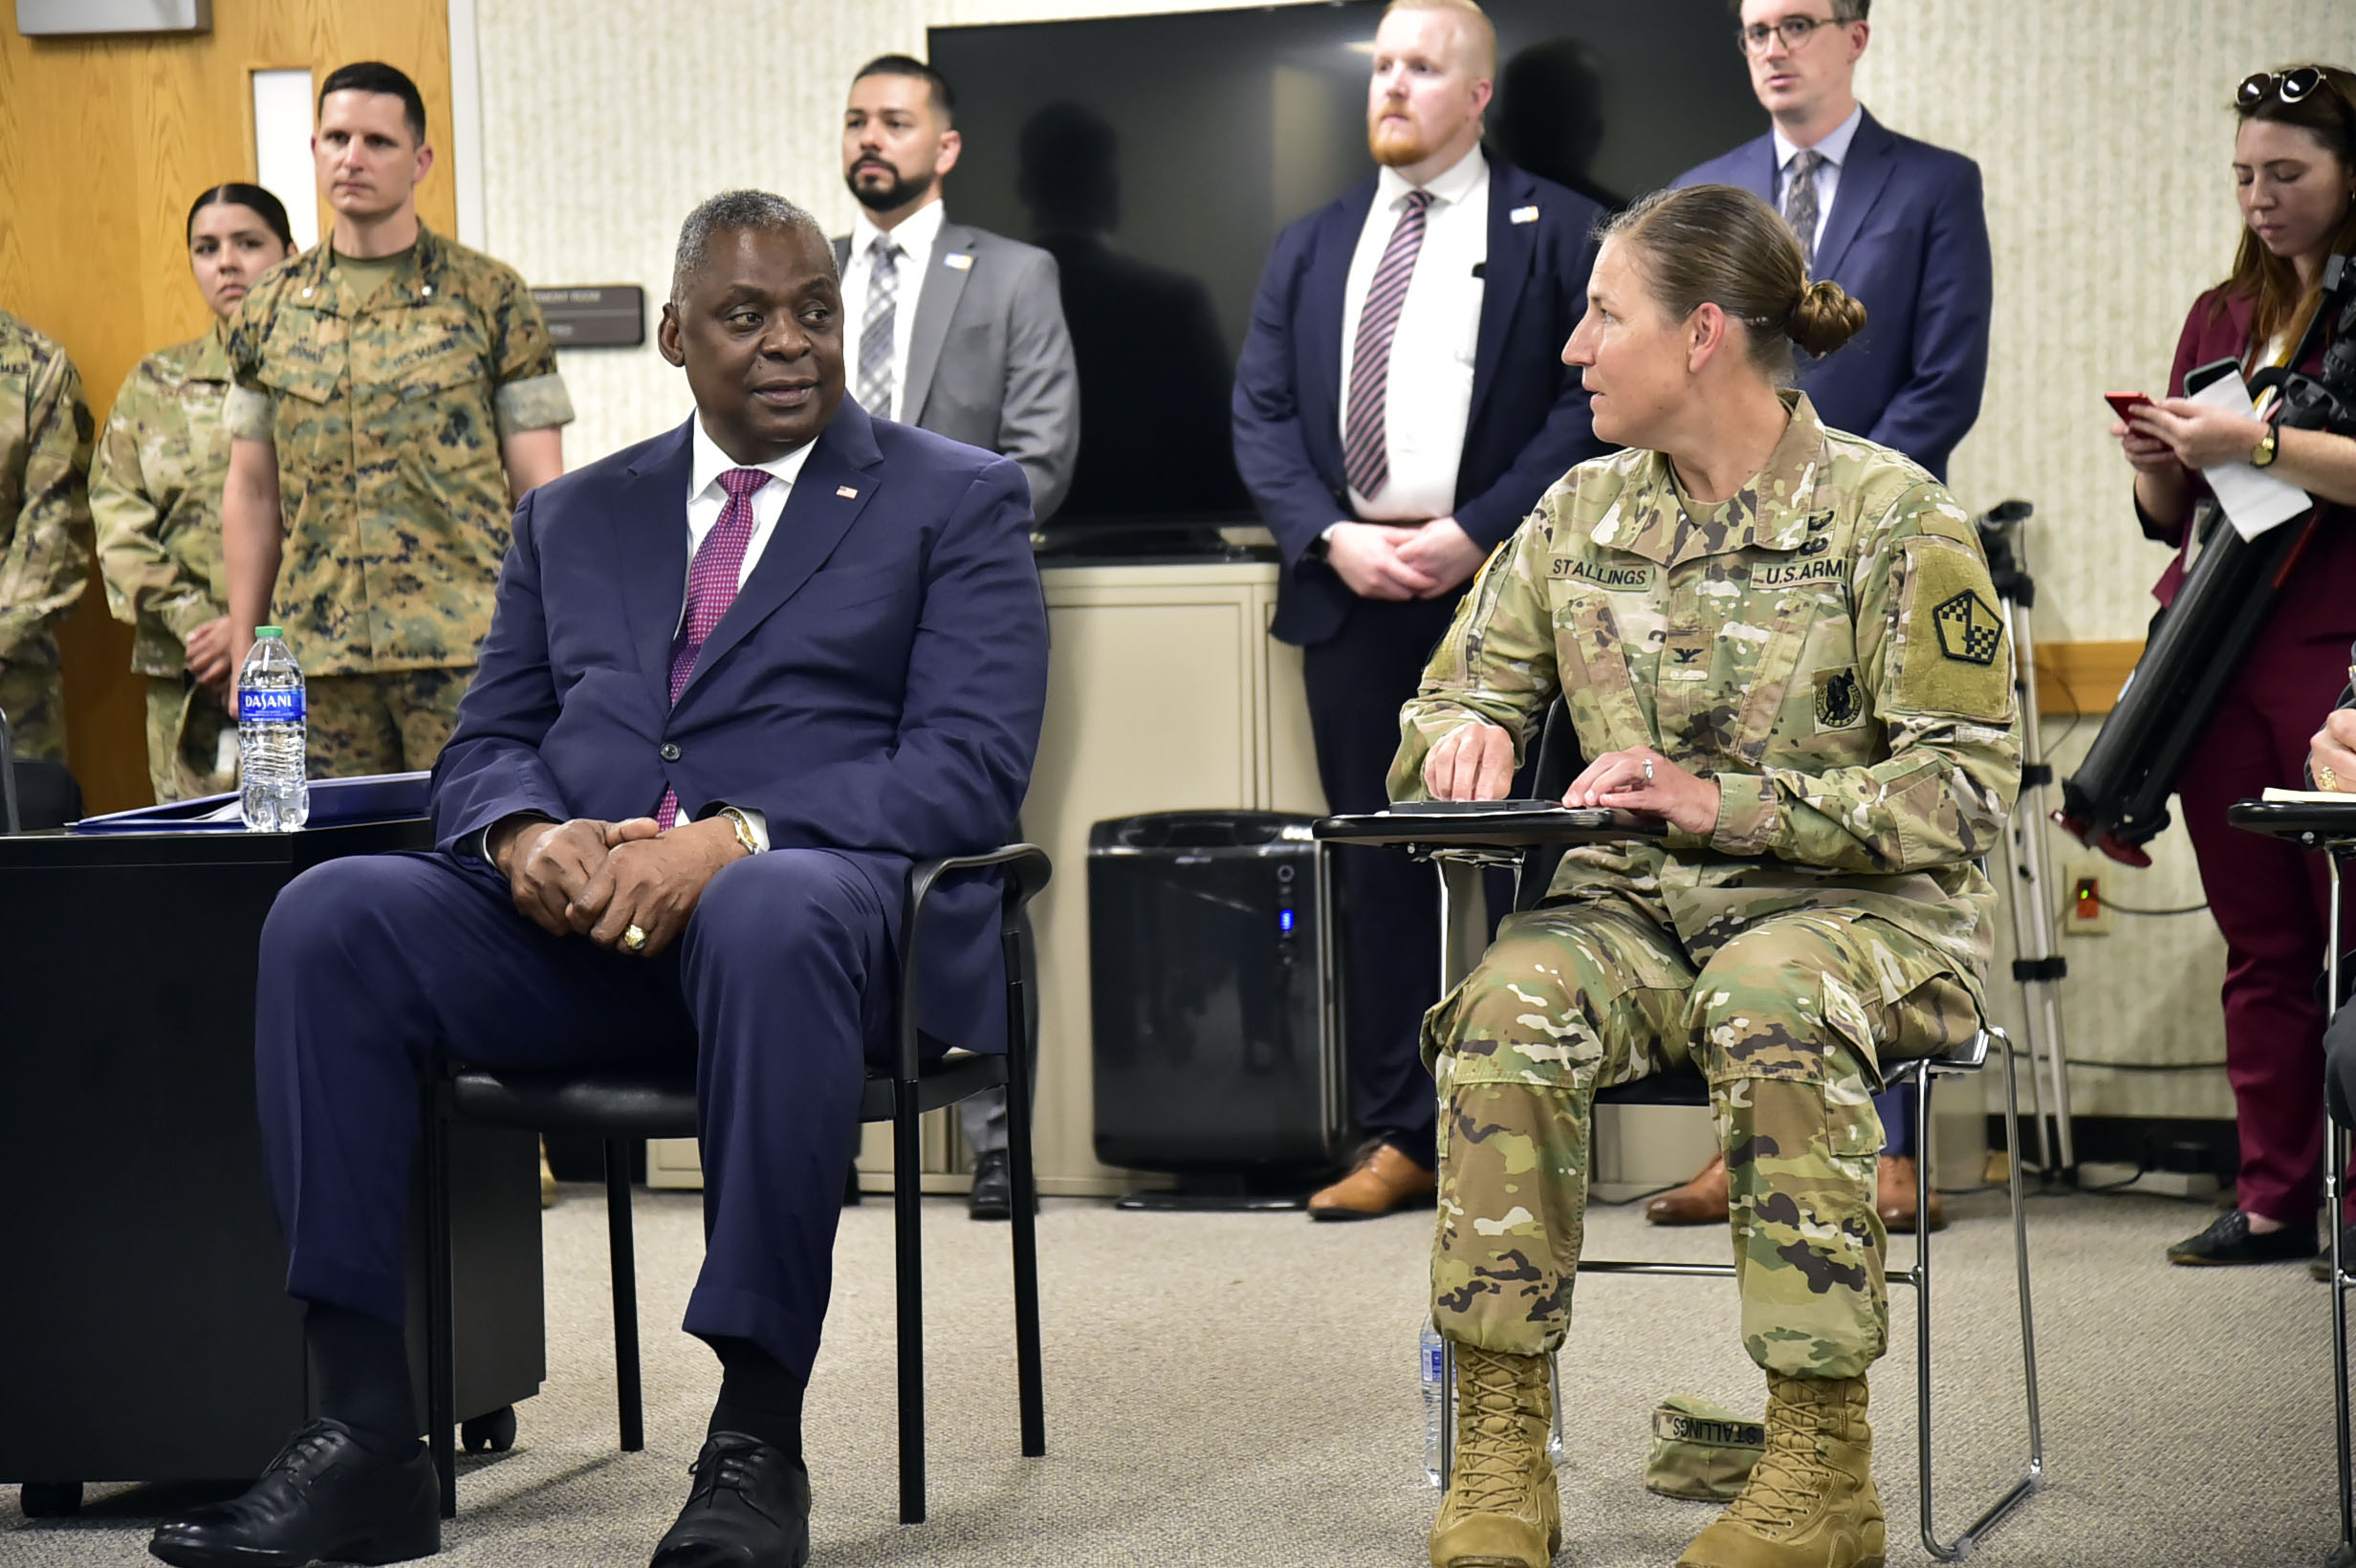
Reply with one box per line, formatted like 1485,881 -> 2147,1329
849,195 -> 946,261
689,412 -> 818,502
1374,142 -> 1487,212
1773,103 -> 1865,170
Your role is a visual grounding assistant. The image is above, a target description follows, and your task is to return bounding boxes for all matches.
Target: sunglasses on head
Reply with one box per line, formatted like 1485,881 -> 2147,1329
2239,66 -> 2328,109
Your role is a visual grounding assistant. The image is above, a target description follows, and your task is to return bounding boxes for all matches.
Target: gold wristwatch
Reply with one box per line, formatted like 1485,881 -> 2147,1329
715,805 -> 764,856
2252,420 -> 2280,468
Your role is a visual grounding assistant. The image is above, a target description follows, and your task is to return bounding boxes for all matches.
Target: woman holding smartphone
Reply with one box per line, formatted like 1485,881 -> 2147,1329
91,183 -> 294,801
2113,66 -> 2356,1268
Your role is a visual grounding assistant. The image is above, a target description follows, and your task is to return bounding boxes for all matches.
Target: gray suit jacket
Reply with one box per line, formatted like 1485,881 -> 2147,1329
834,218 -> 1080,521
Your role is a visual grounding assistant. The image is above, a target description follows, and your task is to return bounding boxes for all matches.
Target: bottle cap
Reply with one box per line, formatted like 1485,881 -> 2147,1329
254,625 -> 282,637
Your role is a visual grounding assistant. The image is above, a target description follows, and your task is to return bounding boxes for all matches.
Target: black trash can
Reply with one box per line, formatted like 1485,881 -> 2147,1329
1088,811 -> 1343,1207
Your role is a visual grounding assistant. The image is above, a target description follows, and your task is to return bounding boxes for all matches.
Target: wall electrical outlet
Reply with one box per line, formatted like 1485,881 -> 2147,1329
2063,860 -> 2115,936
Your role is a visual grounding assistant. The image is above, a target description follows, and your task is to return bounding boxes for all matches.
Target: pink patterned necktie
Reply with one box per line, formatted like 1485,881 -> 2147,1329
655,466 -> 770,829
1342,188 -> 1434,501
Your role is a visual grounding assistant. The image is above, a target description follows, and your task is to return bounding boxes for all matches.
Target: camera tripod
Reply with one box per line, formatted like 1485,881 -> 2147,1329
1978,499 -> 2079,1178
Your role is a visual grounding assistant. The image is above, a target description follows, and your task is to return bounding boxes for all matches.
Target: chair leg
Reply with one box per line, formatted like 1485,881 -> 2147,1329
424,1102 -> 458,1520
894,1095 -> 927,1524
1913,1040 -> 2045,1562
1005,948 -> 1045,1460
605,1139 -> 644,1453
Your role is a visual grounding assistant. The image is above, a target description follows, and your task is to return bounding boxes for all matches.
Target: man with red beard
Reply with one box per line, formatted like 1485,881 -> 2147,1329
1233,0 -> 1604,1218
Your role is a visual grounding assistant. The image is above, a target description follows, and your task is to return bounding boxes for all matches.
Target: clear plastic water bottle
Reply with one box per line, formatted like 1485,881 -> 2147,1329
1422,1322 -> 1567,1487
1421,1319 -> 1447,1486
238,626 -> 309,832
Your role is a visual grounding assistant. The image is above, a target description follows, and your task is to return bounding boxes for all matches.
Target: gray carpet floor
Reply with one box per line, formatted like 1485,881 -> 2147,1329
2,1183 -> 2340,1566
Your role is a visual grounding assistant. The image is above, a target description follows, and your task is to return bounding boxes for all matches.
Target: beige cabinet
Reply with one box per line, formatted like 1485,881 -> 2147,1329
653,560 -> 1323,1195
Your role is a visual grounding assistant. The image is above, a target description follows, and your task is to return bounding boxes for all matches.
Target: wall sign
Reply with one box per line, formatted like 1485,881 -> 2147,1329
533,286 -> 645,348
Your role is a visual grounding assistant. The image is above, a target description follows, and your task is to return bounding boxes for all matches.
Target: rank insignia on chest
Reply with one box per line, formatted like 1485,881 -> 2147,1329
1932,590 -> 2003,665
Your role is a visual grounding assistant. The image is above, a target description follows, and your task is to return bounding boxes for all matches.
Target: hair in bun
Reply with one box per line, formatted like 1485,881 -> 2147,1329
1787,278 -> 1866,358
1598,184 -> 1867,381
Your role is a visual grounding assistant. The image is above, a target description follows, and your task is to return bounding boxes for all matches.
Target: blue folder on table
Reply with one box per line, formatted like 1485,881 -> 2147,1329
70,772 -> 431,834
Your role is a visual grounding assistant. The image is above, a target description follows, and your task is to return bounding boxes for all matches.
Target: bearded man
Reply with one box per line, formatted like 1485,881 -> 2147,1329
1231,0 -> 1604,1218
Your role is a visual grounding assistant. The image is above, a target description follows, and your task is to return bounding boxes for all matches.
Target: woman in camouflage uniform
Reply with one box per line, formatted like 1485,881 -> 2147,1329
91,185 -> 294,799
1406,185 -> 2018,1568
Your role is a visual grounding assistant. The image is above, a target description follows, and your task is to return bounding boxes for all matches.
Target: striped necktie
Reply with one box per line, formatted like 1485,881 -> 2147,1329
1342,188 -> 1434,502
1782,149 -> 1823,274
856,235 -> 902,420
656,466 -> 769,830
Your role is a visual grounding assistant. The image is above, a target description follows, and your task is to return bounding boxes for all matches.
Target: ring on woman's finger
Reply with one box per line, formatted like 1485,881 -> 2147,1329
1642,756 -> 1654,785
2324,763 -> 2342,793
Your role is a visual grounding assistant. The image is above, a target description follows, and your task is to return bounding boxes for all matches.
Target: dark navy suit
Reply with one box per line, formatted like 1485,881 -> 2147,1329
1675,108 -> 1992,482
254,399 -> 1048,1379
1231,157 -> 1603,1157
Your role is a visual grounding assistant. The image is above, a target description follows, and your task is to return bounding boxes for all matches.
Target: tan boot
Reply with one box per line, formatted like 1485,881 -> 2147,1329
1429,1344 -> 1560,1568
1676,1372 -> 1886,1568
539,1139 -> 557,1209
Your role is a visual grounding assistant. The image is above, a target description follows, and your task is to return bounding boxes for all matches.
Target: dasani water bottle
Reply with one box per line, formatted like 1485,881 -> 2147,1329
238,627 -> 310,832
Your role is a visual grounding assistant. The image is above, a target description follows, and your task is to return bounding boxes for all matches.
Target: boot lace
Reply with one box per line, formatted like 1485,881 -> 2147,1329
1450,1354 -> 1539,1514
1724,1376 -> 1836,1532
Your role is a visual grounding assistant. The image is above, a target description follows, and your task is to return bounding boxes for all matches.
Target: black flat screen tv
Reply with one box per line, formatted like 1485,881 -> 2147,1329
928,0 -> 1767,545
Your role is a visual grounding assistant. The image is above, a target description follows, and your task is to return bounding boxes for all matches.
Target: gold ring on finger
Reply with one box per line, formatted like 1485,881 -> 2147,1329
622,923 -> 648,953
2325,765 -> 2342,794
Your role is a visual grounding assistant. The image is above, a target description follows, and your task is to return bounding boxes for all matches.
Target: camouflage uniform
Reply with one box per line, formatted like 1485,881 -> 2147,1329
1392,393 -> 2018,1381
0,310 -> 95,763
224,226 -> 572,776
91,326 -> 238,798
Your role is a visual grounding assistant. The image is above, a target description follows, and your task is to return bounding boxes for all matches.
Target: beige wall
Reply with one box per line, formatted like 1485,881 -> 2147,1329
470,0 -> 2355,1117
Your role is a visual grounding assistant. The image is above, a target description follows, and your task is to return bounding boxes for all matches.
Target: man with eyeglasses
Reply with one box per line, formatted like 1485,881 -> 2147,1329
1652,0 -> 1993,1239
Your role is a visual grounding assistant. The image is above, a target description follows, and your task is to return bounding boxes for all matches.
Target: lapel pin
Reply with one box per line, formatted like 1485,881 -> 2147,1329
1510,205 -> 1539,225
837,486 -> 859,498
945,252 -> 974,271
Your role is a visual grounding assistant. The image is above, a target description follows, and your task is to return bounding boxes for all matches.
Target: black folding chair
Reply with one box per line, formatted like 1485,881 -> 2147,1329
421,844 -> 1051,1527
0,705 -> 83,834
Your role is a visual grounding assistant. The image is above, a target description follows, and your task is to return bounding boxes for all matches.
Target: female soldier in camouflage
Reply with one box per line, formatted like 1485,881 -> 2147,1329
1404,185 -> 2018,1568
90,185 -> 294,799
95,185 -> 566,1204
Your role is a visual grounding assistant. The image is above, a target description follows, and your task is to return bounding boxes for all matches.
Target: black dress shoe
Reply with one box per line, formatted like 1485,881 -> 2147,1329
149,1419 -> 438,1567
649,1432 -> 810,1568
2168,1209 -> 2319,1266
969,1149 -> 1014,1221
2313,1224 -> 2356,1282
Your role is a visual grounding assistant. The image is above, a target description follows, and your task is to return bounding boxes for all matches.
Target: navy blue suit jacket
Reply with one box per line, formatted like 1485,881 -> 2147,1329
1675,109 -> 1991,482
1232,159 -> 1605,646
428,399 -> 1049,1053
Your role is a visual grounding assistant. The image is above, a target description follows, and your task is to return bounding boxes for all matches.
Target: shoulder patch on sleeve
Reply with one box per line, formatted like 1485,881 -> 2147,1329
1890,534 -> 2013,721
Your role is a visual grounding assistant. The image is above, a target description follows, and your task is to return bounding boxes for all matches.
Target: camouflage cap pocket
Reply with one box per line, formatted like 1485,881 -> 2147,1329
1645,1394 -> 1766,1500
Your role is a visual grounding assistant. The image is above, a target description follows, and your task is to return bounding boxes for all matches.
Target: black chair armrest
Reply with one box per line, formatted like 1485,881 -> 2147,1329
897,843 -> 1054,1082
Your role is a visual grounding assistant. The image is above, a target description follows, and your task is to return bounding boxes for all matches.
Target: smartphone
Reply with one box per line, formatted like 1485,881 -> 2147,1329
2104,390 -> 2152,422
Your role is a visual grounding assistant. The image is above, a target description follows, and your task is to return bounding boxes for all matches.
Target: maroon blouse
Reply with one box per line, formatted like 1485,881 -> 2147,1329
2142,285 -> 2356,647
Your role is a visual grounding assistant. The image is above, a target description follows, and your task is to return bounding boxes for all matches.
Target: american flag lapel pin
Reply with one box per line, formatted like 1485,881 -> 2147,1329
837,486 -> 859,498
1511,205 -> 1539,225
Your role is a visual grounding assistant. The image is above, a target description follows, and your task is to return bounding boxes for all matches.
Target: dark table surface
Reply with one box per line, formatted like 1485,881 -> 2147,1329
0,819 -> 543,1491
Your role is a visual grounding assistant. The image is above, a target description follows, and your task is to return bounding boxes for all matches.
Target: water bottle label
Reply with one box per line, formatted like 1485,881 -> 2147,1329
1421,1339 -> 1445,1384
239,687 -> 305,723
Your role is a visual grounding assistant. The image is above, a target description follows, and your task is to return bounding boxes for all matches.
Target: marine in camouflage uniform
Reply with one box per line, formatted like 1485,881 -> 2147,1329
0,310 -> 95,764
91,326 -> 240,799
225,226 -> 573,775
1398,393 -> 2018,1566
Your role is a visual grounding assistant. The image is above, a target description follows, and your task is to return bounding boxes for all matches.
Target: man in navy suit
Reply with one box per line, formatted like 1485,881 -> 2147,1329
150,191 -> 1049,1568
1645,0 -> 1992,1236
1233,0 -> 1603,1219
1675,0 -> 1991,483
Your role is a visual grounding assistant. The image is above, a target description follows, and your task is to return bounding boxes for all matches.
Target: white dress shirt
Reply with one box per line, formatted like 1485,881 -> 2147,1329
1772,104 -> 1865,257
840,197 -> 947,419
1337,144 -> 1489,523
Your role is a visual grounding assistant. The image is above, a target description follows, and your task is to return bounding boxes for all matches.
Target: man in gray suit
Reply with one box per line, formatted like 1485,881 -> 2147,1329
837,54 -> 1079,527
837,53 -> 1075,1219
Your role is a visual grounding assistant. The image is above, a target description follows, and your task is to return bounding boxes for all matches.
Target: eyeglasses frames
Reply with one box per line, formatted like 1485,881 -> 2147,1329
1734,14 -> 1851,56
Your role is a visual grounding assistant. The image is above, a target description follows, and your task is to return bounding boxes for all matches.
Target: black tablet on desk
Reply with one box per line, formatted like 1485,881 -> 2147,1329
1315,801 -> 1667,848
